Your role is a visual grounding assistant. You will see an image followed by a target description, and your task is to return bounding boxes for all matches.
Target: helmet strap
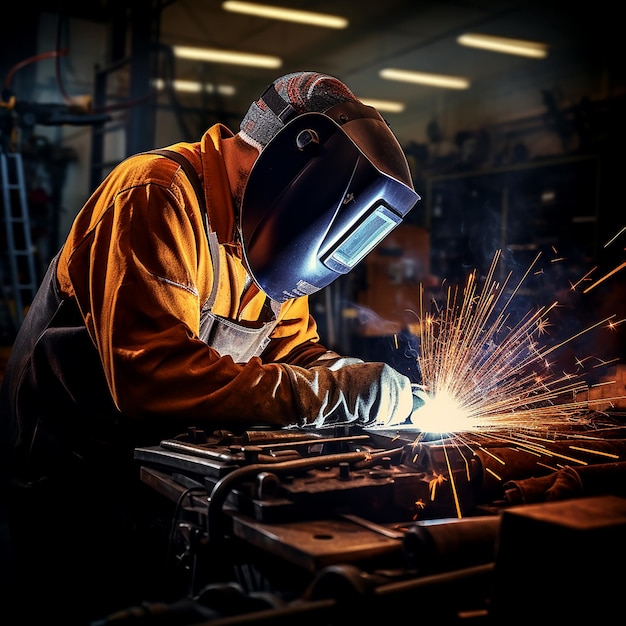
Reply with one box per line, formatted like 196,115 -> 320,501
260,83 -> 297,124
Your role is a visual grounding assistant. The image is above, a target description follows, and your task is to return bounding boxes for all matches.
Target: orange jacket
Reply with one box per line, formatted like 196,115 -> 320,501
56,124 -> 330,429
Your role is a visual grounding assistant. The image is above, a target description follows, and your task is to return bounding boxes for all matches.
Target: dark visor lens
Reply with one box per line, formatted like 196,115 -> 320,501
323,204 -> 400,274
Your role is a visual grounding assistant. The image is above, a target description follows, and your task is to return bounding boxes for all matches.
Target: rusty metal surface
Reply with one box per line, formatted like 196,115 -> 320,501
130,423 -> 626,623
230,515 -> 403,571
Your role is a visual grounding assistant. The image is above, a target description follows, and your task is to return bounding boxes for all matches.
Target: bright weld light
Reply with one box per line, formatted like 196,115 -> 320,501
222,1 -> 348,29
379,68 -> 470,90
457,33 -> 548,59
411,390 -> 472,433
173,45 -> 282,69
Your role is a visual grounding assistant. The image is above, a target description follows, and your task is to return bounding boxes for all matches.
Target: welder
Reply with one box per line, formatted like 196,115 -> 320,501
0,71 -> 420,623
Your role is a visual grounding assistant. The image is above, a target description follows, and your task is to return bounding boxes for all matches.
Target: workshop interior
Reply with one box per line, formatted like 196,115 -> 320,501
1,1 -> 626,624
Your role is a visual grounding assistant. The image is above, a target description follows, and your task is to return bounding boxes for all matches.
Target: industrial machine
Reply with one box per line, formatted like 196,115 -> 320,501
128,418 -> 626,624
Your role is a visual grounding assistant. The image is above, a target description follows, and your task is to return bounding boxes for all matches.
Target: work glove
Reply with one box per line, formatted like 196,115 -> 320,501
304,350 -> 365,370
284,361 -> 414,428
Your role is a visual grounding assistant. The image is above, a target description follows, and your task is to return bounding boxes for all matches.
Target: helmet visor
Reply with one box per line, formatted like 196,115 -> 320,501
240,112 -> 420,302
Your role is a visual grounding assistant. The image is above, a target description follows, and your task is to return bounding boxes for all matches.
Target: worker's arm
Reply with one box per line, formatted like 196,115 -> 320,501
264,297 -> 413,427
60,160 -> 412,429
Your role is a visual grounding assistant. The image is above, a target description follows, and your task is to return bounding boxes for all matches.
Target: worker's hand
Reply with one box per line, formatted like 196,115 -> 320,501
305,350 -> 365,370
412,384 -> 427,411
284,361 -> 413,428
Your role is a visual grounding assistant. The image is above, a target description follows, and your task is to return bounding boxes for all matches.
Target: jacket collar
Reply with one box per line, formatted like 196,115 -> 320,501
200,124 -> 237,243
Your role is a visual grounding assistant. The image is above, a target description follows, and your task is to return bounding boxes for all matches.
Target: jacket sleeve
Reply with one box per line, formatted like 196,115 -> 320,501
260,301 -> 414,428
61,165 -> 413,430
61,174 -> 302,429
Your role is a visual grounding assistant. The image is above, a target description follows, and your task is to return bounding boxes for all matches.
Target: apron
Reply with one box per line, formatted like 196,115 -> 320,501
200,230 -> 281,361
153,148 -> 282,361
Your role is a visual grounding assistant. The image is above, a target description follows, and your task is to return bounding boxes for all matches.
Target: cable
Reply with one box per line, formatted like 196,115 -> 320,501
4,50 -> 69,91
166,485 -> 207,567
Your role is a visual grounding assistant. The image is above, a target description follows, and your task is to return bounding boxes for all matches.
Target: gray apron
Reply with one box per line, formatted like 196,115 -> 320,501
200,230 -> 281,362
152,148 -> 282,362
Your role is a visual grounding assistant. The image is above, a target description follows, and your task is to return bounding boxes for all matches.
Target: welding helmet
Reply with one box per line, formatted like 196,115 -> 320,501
238,72 -> 420,302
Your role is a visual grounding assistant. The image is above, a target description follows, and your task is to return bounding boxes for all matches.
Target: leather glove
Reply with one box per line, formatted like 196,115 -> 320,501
283,361 -> 413,428
305,350 -> 365,370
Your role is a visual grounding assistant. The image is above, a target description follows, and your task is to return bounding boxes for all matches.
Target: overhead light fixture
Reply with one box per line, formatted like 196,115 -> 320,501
360,98 -> 405,113
457,33 -> 548,58
379,68 -> 470,90
173,45 -> 282,69
152,79 -> 236,96
222,1 -> 348,29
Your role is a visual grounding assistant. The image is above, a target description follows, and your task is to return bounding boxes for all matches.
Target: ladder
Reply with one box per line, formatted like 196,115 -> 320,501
1,149 -> 38,331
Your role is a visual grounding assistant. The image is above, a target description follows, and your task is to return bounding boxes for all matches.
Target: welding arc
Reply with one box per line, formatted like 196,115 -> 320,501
206,451 -> 371,541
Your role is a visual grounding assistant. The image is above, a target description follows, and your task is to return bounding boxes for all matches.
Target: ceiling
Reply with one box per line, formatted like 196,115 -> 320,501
142,0 -> 617,144
13,0 -> 619,149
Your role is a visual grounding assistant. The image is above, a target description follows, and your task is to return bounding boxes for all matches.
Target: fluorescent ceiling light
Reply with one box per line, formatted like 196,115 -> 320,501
379,68 -> 470,90
457,33 -> 548,58
360,98 -> 405,113
222,1 -> 348,29
152,79 -> 235,96
173,45 -> 282,68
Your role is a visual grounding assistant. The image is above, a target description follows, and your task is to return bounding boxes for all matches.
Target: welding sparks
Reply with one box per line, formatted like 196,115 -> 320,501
405,250 -> 624,435
371,248 -> 625,520
582,261 -> 626,293
604,225 -> 626,248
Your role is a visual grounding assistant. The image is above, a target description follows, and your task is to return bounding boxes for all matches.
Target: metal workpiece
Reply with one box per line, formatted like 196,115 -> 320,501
135,423 -> 626,525
402,516 -> 500,574
130,421 -> 626,625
